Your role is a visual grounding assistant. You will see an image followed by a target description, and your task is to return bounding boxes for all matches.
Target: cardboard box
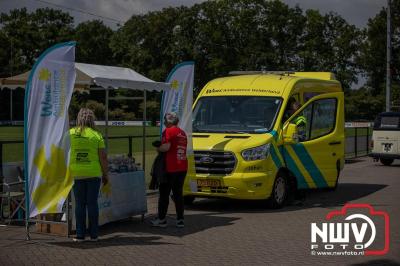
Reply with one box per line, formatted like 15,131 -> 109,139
35,214 -> 70,236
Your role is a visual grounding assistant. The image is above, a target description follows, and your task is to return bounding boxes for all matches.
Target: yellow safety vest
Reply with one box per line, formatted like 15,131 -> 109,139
294,115 -> 307,127
294,115 -> 307,141
69,127 -> 105,178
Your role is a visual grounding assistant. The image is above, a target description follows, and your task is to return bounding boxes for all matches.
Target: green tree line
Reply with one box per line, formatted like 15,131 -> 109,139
0,0 -> 399,121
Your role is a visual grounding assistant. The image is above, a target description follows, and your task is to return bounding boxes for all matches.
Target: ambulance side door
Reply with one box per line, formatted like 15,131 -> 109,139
283,92 -> 344,189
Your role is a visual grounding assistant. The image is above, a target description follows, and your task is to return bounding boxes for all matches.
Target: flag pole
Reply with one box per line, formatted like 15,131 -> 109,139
24,92 -> 31,241
24,160 -> 30,240
23,57 -> 31,241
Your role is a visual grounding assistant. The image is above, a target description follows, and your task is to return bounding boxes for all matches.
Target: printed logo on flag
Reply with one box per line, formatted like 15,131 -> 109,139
171,79 -> 180,90
38,67 -> 69,118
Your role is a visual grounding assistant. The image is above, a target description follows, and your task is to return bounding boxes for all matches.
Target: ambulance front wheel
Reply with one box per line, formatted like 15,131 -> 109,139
184,196 -> 195,205
268,173 -> 288,209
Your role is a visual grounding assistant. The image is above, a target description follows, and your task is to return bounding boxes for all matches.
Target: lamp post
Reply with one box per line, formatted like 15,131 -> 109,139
386,0 -> 391,112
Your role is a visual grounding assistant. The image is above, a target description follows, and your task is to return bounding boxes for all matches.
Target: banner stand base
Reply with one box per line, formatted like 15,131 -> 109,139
25,193 -> 72,239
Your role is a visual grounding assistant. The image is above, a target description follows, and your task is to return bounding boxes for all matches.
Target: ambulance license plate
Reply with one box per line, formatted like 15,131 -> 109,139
382,143 -> 393,153
197,179 -> 220,187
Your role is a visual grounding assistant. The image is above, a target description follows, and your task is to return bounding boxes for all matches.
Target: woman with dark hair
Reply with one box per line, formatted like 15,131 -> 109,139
69,108 -> 108,242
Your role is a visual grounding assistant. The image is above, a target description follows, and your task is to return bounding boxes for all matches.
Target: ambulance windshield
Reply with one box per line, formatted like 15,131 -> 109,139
193,96 -> 282,134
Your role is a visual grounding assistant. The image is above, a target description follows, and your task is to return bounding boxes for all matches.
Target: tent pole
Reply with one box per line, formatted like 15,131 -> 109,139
10,89 -> 13,123
142,90 -> 146,173
105,88 -> 109,151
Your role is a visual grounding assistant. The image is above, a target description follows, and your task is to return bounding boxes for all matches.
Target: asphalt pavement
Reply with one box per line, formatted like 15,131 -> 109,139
0,157 -> 399,265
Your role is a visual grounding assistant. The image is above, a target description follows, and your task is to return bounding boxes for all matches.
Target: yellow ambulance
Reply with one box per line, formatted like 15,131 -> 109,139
183,72 -> 345,208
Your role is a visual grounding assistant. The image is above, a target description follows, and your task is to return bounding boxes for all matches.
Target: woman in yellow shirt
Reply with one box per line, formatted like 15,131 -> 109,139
69,108 -> 108,242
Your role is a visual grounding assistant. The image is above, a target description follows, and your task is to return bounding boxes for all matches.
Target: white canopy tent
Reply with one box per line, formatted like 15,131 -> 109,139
75,63 -> 169,91
1,62 -> 170,91
0,63 -> 171,172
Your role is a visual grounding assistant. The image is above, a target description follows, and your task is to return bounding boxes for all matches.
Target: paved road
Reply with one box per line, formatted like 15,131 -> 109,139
1,157 -> 399,265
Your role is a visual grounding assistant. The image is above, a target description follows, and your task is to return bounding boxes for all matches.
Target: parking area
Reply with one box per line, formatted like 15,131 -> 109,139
0,157 -> 399,265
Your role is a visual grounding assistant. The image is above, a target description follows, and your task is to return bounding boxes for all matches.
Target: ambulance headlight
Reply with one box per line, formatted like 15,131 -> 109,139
241,144 -> 270,161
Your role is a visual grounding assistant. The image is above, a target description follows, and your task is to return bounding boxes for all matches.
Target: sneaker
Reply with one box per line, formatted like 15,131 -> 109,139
72,237 -> 85,242
176,219 -> 184,228
151,218 -> 167,228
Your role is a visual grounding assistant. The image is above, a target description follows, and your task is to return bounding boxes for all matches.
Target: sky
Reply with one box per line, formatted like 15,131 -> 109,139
0,0 -> 388,29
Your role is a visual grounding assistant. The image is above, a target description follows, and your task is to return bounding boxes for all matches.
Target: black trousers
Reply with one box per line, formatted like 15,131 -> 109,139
158,171 -> 187,220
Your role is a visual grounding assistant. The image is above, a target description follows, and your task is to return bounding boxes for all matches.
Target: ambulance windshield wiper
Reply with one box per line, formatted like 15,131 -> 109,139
223,130 -> 248,134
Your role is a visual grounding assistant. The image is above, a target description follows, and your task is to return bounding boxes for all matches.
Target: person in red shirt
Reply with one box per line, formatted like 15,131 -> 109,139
151,112 -> 188,228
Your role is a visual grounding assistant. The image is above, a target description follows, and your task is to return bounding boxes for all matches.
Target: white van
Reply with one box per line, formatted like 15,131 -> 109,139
370,112 -> 400,166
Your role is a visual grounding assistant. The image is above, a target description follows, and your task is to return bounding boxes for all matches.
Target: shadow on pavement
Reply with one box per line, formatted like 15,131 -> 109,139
47,235 -> 176,249
303,183 -> 388,208
47,183 -> 387,246
372,163 -> 400,168
185,183 -> 388,213
99,212 -> 240,238
345,158 -> 365,164
351,259 -> 400,266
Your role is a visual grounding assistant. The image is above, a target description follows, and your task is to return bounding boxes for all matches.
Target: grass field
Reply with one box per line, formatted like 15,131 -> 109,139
0,125 -> 372,162
345,127 -> 372,137
0,125 -> 372,183
0,126 -> 161,178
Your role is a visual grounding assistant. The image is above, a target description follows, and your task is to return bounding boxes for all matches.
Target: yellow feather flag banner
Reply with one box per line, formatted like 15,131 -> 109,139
24,42 -> 76,217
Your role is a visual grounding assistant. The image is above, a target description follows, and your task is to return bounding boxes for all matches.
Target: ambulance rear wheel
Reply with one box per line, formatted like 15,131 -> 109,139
184,196 -> 195,205
380,158 -> 394,166
268,173 -> 288,208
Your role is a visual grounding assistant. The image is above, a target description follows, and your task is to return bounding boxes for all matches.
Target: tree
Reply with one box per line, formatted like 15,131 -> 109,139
345,87 -> 385,120
109,108 -> 135,120
0,8 -> 74,77
359,0 -> 400,97
110,0 -> 361,93
139,100 -> 160,125
110,7 -> 184,82
74,20 -> 115,65
86,100 -> 106,120
299,10 -> 361,91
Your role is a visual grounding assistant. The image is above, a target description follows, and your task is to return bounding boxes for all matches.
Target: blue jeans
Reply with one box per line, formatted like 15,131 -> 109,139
73,178 -> 101,239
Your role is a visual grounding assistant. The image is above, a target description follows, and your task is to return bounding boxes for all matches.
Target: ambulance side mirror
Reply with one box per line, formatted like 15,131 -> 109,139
283,123 -> 298,144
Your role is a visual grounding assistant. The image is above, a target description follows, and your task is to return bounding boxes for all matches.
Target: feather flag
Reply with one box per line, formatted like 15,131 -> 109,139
24,42 -> 76,217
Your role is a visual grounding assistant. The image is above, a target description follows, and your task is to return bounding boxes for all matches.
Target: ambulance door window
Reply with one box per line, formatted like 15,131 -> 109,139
303,92 -> 321,104
309,99 -> 337,140
291,93 -> 300,102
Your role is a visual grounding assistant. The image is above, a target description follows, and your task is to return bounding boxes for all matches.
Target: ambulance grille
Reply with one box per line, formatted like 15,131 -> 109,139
194,151 -> 236,175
